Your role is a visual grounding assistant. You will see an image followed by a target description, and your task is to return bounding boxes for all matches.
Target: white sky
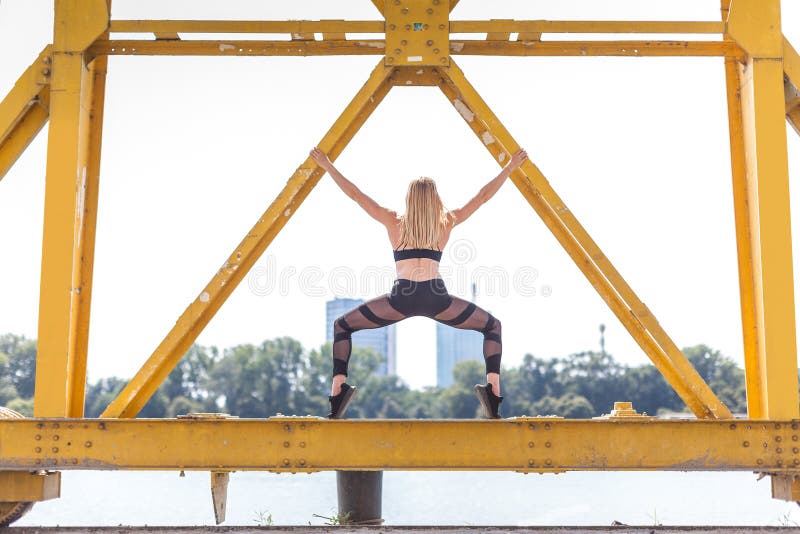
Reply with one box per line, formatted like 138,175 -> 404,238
0,1 -> 799,390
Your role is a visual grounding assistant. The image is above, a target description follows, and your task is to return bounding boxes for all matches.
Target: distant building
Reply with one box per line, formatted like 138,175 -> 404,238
436,283 -> 484,387
325,297 -> 397,376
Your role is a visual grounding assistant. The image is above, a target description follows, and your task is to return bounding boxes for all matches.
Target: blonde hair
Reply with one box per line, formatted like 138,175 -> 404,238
398,177 -> 451,250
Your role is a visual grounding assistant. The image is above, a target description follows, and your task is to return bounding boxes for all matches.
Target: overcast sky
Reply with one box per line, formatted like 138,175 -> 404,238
1,1 -> 799,391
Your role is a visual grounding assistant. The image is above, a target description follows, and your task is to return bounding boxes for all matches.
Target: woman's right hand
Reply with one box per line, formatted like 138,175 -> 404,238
310,146 -> 333,171
508,148 -> 528,171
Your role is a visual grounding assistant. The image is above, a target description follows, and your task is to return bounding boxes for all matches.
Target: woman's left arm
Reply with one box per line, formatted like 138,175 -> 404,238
310,147 -> 397,226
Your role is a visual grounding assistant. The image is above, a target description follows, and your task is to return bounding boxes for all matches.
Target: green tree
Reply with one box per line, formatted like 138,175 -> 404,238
0,333 -> 35,399
684,344 -> 747,414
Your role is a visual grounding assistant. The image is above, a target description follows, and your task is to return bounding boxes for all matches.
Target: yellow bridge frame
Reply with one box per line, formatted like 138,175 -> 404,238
1,0 -> 800,525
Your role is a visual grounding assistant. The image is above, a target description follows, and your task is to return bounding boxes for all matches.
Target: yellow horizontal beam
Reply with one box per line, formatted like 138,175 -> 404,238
0,471 -> 60,502
450,20 -> 725,34
89,40 -> 741,58
452,40 -> 742,58
108,20 -> 724,36
1,418 -> 798,473
109,20 -> 385,34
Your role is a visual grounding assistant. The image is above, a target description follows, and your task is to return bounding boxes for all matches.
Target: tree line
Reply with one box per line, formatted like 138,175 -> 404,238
0,333 -> 748,419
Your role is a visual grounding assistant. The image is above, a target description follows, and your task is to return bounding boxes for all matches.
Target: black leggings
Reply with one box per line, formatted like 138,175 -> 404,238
332,278 -> 501,377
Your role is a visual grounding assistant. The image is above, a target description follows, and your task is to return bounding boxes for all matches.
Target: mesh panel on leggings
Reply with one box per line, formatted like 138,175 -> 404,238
433,295 -> 502,373
332,294 -> 406,376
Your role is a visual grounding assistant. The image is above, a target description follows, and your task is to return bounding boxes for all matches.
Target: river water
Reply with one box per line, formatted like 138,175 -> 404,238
13,470 -> 800,527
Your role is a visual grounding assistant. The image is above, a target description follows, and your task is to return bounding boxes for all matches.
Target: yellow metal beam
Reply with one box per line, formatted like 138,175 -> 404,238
0,90 -> 49,181
109,20 -> 385,34
101,60 -> 396,419
0,46 -> 52,181
34,0 -> 109,418
370,0 -> 385,18
0,418 -> 798,473
436,61 -> 732,420
723,43 -> 763,417
728,0 -> 799,420
449,20 -> 724,34
785,37 -> 800,136
451,40 -> 740,58
0,471 -> 60,502
70,3 -> 112,418
785,37 -> 800,88
106,20 -> 723,36
89,39 -> 741,58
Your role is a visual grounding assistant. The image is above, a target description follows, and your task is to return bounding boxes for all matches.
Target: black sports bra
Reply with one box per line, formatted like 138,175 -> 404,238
393,248 -> 443,262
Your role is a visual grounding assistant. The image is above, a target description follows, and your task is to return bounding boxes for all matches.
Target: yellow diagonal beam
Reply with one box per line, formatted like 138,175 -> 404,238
0,46 -> 52,181
369,0 -> 384,17
437,60 -> 731,419
101,60 -> 396,419
785,37 -> 800,136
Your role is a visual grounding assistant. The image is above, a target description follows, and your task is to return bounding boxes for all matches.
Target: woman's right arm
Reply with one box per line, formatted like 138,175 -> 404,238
450,149 -> 527,226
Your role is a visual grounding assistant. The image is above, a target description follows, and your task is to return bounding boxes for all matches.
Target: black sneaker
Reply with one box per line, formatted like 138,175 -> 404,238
474,383 -> 503,419
328,383 -> 357,419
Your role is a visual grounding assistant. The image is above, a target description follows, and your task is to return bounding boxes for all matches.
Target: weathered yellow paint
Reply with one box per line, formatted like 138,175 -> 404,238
384,0 -> 449,66
34,0 -> 109,418
450,20 -> 724,34
0,471 -> 61,502
726,0 -> 783,58
109,20 -> 385,34
437,61 -> 732,420
729,0 -> 799,420
107,19 -> 723,36
101,61 -> 395,419
0,418 -> 798,473
721,0 -> 763,419
88,39 -> 741,59
0,46 -> 52,181
71,3 -> 112,419
724,56 -> 763,419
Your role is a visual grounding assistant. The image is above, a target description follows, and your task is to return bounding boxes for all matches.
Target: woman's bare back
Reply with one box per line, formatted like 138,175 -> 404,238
387,215 -> 453,281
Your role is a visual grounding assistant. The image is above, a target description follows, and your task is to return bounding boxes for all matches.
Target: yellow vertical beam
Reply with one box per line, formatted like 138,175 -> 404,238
34,0 -> 109,417
722,2 -> 763,417
69,1 -> 112,417
437,61 -> 732,419
728,0 -> 799,419
101,60 -> 395,418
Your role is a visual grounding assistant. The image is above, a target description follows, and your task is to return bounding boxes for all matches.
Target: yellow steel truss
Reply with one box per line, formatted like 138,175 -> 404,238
1,0 -> 800,524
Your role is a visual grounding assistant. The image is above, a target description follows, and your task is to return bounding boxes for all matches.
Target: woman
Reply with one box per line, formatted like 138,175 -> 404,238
310,146 -> 528,419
